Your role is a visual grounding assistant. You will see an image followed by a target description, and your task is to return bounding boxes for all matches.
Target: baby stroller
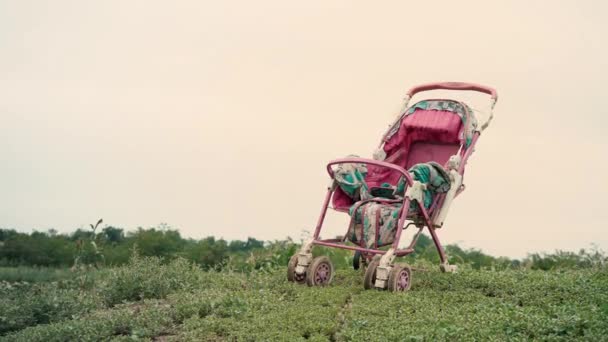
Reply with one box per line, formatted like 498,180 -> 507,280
288,82 -> 498,292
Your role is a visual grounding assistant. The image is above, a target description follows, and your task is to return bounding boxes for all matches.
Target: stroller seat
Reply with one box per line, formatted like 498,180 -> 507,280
336,160 -> 451,248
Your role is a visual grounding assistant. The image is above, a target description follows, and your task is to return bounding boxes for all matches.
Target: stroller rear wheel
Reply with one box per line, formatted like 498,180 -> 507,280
353,251 -> 361,270
305,256 -> 334,287
287,254 -> 306,284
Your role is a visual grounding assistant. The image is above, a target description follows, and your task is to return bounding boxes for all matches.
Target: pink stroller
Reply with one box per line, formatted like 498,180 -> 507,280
288,82 -> 498,292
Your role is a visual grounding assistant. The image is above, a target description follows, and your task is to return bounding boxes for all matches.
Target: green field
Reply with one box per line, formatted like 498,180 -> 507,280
1,255 -> 607,342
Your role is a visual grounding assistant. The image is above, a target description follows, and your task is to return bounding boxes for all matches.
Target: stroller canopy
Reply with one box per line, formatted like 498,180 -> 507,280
369,99 -> 475,186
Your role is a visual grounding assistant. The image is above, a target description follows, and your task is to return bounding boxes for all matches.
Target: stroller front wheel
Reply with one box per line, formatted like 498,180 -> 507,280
305,256 -> 334,287
363,258 -> 381,290
287,254 -> 306,284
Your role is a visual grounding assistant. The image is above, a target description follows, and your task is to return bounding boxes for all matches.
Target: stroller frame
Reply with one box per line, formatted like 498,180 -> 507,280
289,82 -> 498,291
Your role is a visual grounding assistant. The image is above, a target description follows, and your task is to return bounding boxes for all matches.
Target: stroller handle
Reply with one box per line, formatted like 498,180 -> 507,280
327,157 -> 414,186
407,82 -> 498,102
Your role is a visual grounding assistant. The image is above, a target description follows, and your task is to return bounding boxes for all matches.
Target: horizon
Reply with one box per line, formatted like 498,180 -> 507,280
3,223 -> 605,261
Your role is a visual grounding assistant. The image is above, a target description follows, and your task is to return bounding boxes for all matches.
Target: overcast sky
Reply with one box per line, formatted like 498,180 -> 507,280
1,1 -> 607,258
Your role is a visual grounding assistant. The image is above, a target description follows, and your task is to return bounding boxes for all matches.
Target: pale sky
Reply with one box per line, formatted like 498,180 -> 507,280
1,1 -> 607,258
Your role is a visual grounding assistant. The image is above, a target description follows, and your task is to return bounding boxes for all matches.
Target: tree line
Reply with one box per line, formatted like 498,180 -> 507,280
0,224 -> 266,269
0,224 -> 605,271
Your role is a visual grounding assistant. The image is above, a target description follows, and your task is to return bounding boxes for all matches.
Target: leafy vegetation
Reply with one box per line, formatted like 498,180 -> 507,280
0,250 -> 606,341
0,266 -> 74,283
1,225 -> 607,340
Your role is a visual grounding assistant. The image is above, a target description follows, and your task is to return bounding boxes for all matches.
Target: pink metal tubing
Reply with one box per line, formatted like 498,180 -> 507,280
391,198 -> 411,249
427,226 -> 447,264
327,157 -> 414,186
415,199 -> 434,232
405,226 -> 424,251
314,240 -> 414,256
319,238 -> 343,243
407,82 -> 498,101
419,199 -> 447,263
394,248 -> 415,257
428,193 -> 445,222
410,197 -> 448,264
430,195 -> 446,223
312,187 -> 334,239
315,241 -> 387,254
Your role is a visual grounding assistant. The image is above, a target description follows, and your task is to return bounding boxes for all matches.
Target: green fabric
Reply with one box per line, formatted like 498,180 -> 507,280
409,164 -> 434,209
338,161 -> 451,248
334,164 -> 371,200
348,202 -> 402,248
336,162 -> 450,210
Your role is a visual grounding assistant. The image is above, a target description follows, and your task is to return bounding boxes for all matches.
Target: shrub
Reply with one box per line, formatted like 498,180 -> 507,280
98,253 -> 203,306
0,282 -> 102,335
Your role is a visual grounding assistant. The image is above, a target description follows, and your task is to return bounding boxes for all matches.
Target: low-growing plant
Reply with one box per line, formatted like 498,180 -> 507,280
98,250 -> 204,306
1,236 -> 607,341
2,262 -> 608,341
0,281 -> 102,335
0,266 -> 73,283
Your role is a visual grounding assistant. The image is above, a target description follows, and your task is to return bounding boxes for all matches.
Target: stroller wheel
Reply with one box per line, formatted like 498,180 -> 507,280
287,254 -> 306,284
353,251 -> 361,270
363,258 -> 381,290
305,256 -> 334,287
388,264 -> 412,292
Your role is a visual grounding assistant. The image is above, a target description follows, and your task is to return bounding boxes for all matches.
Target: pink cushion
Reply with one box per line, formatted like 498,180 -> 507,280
405,142 -> 459,169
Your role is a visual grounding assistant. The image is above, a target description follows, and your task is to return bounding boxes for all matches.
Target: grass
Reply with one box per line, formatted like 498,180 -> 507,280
0,257 -> 607,341
0,266 -> 74,283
